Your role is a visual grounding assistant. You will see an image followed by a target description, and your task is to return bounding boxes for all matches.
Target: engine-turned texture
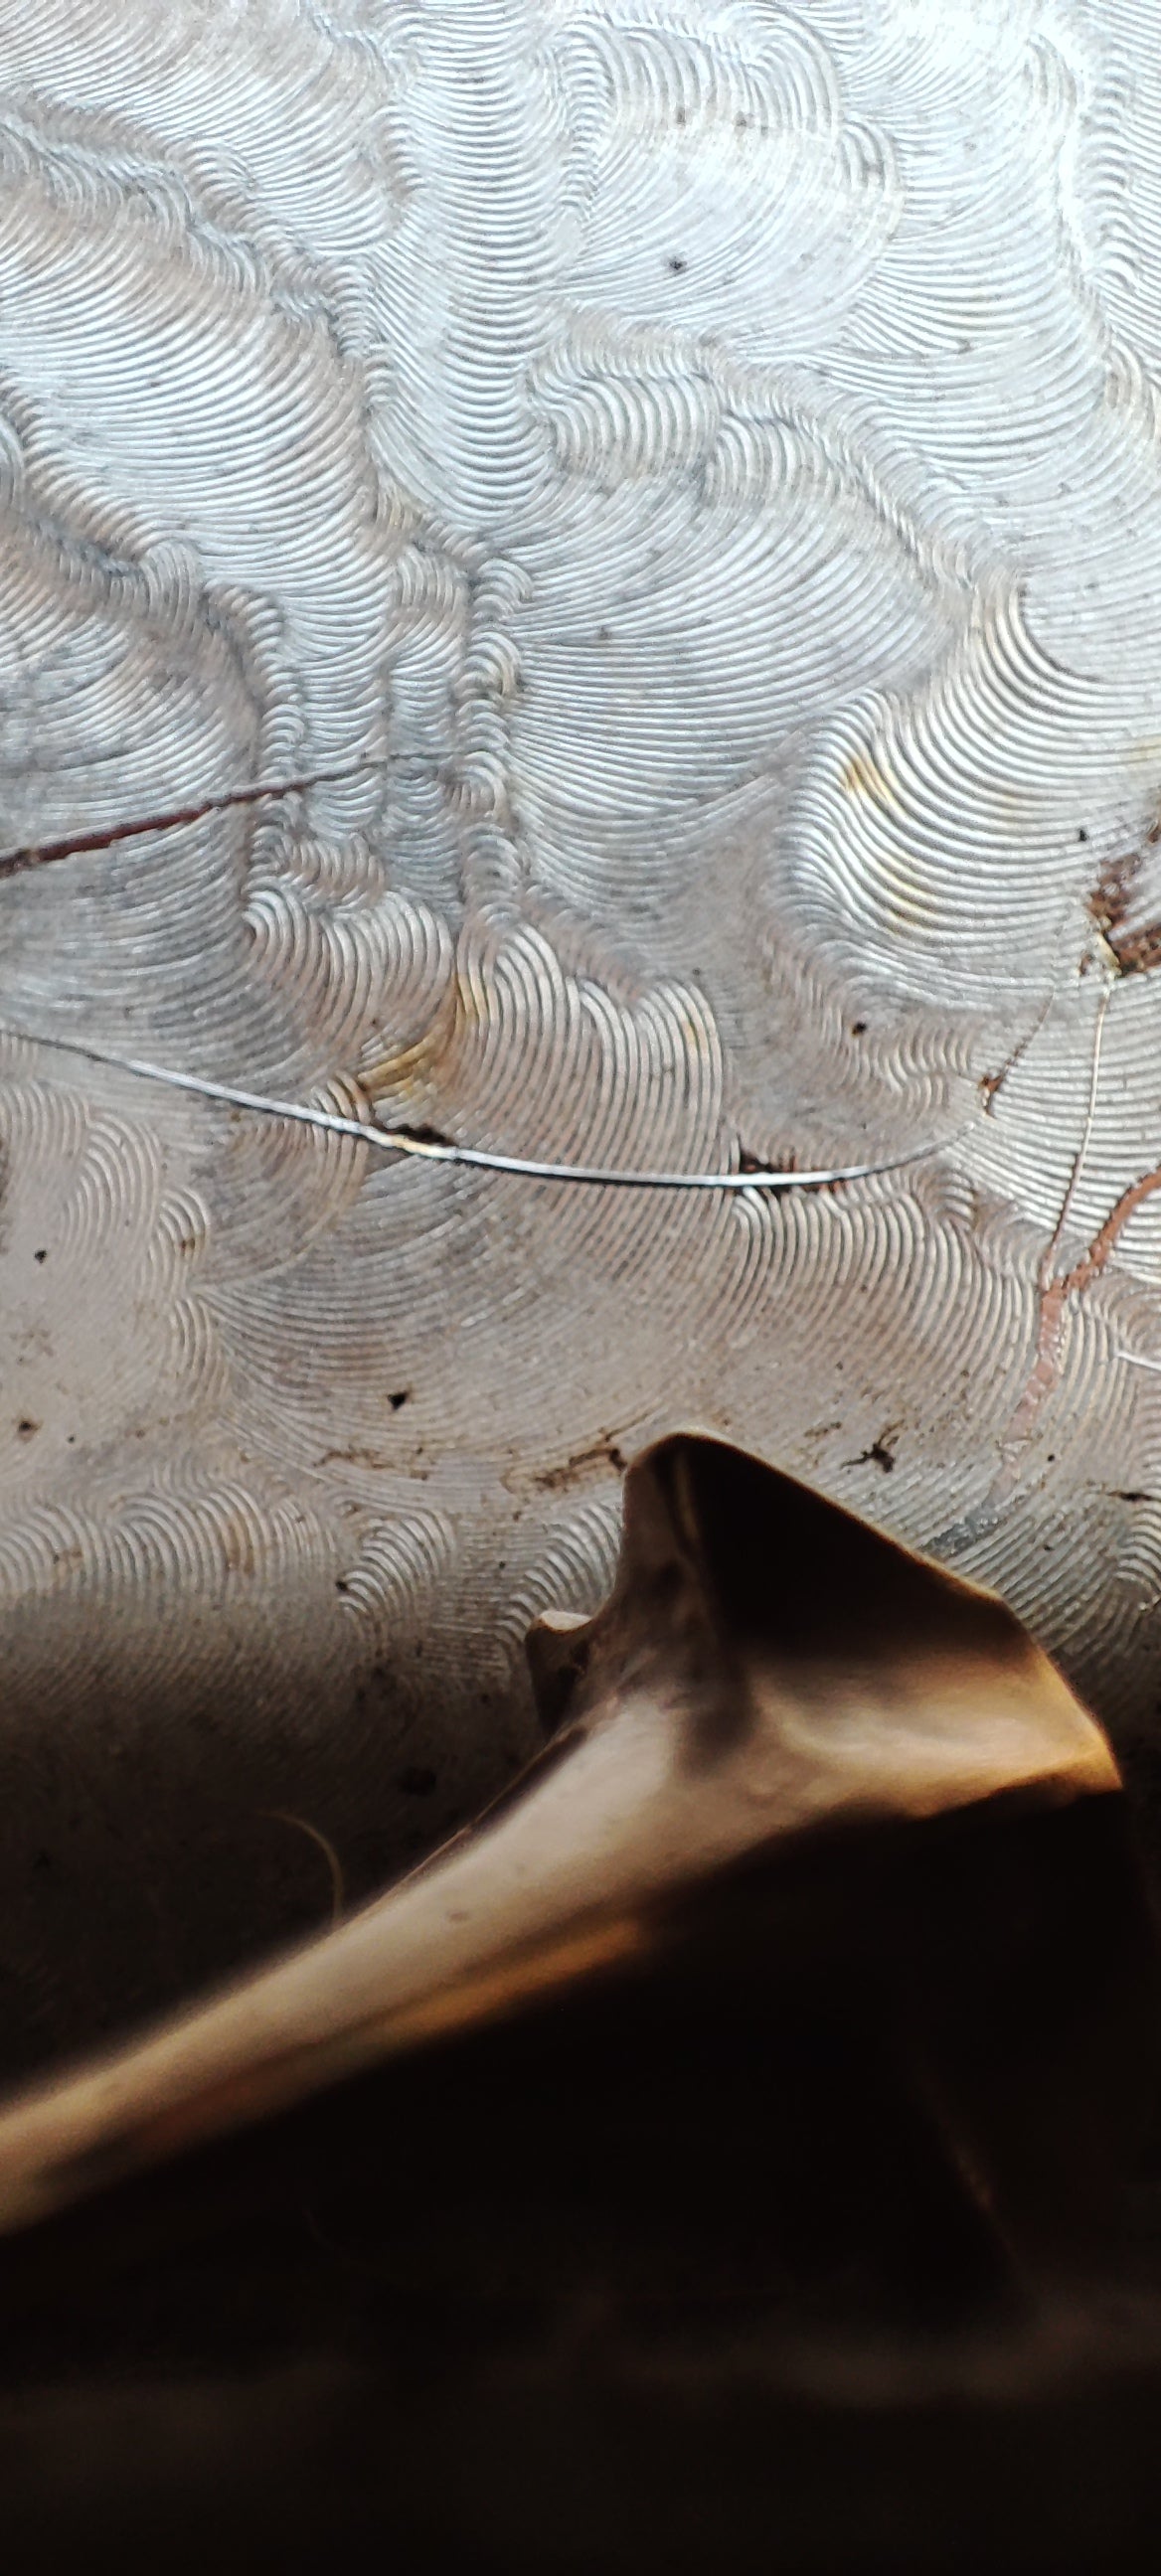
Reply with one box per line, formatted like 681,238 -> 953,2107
2,0 -> 1161,2056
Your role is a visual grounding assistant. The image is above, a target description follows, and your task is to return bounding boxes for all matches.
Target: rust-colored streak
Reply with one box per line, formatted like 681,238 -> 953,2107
1067,1162 -> 1161,1295
1087,849 -> 1143,941
1008,1164 -> 1161,1459
1007,1276 -> 1070,1451
0,762 -> 391,882
1087,846 -> 1161,977
1105,918 -> 1161,977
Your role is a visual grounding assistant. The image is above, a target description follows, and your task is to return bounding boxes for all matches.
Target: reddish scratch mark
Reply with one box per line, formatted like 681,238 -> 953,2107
1007,1273 -> 1071,1452
1008,1161 -> 1161,1455
1068,1162 -> 1161,1293
0,760 -> 393,882
998,978 -> 1161,1470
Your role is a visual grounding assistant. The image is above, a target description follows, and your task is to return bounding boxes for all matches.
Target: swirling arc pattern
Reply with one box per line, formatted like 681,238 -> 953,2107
2,0 -> 1161,2058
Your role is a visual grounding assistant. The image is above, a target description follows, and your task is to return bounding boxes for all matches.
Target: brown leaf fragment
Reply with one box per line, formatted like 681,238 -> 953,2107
0,1435 -> 1125,2233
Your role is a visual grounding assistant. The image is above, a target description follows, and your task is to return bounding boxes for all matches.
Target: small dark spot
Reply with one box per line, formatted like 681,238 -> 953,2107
596,624 -> 610,642
392,1120 -> 454,1150
675,104 -> 687,126
396,1765 -> 436,1797
1078,827 -> 1088,844
738,1143 -> 793,1177
33,1248 -> 47,1264
736,112 -> 750,130
851,1021 -> 867,1037
846,1433 -> 897,1474
534,1437 -> 627,1493
16,1418 -> 39,1440
389,1389 -> 410,1412
334,1576 -> 350,1596
667,253 -> 687,274
1113,1490 -> 1154,1504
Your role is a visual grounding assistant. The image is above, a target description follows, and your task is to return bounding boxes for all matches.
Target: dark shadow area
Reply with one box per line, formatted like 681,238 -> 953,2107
0,1606 -> 534,2085
1,1784 -> 1159,2572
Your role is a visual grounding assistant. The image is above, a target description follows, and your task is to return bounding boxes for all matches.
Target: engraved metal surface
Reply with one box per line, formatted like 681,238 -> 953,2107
2,0 -> 1161,2053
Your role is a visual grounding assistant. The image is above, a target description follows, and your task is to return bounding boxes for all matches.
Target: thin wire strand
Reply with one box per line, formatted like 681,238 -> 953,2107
261,1810 -> 345,1927
0,1022 -> 950,1196
1041,976 -> 1114,1283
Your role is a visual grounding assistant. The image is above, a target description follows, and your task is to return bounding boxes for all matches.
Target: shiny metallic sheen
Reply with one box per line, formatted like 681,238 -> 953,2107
2,0 -> 1161,2052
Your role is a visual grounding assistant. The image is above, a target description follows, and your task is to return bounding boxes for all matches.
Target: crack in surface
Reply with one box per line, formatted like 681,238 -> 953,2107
0,759 -> 402,881
1015,1157 -> 1161,1451
1002,980 -> 1161,1469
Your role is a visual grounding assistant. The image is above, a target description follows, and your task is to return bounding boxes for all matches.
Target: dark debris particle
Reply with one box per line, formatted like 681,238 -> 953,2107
667,253 -> 687,272
535,1437 -> 627,1492
33,1248 -> 47,1264
396,1765 -> 437,1798
389,1390 -> 410,1412
846,1435 -> 897,1474
392,1121 -> 454,1150
738,1143 -> 795,1177
16,1418 -> 39,1440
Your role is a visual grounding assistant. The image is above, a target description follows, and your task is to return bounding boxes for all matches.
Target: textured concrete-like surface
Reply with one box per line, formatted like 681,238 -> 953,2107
2,0 -> 1161,2054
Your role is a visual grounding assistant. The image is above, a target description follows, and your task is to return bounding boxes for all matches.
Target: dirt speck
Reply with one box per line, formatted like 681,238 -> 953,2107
396,1765 -> 436,1798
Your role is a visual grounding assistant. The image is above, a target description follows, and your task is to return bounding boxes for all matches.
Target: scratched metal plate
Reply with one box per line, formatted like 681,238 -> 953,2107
3,0 -> 1161,2060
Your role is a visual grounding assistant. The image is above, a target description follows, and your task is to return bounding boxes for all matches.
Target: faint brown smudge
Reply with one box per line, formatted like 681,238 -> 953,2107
533,1437 -> 628,1494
